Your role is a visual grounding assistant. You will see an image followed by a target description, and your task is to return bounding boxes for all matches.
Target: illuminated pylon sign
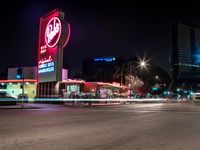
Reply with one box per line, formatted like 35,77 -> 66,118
45,17 -> 61,48
38,9 -> 70,83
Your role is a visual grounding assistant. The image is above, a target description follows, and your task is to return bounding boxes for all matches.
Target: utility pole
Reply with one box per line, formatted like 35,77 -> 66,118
120,63 -> 124,86
130,66 -> 132,99
21,68 -> 24,108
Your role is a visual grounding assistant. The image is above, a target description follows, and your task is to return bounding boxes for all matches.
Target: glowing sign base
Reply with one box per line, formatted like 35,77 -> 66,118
38,61 -> 55,74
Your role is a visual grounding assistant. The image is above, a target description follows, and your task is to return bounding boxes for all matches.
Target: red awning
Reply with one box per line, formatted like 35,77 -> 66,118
0,79 -> 37,83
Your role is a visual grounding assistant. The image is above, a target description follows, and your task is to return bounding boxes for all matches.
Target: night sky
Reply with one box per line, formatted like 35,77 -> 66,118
1,1 -> 200,77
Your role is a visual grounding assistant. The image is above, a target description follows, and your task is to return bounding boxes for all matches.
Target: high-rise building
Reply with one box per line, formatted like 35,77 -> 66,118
171,22 -> 200,89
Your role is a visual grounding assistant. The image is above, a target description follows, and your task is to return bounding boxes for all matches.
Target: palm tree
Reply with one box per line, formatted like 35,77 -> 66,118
125,74 -> 144,96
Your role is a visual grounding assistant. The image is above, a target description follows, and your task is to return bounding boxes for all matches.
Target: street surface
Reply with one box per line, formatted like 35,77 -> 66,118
1,102 -> 200,150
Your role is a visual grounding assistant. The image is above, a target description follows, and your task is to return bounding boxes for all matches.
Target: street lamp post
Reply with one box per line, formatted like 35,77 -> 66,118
128,66 -> 132,99
128,83 -> 131,99
21,68 -> 24,108
145,75 -> 159,92
138,58 -> 160,94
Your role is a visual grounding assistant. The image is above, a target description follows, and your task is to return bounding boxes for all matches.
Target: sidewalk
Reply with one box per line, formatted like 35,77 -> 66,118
0,103 -> 43,109
64,102 -> 121,107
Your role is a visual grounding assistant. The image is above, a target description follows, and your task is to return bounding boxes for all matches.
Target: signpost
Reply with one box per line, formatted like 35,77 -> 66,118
16,68 -> 24,108
21,68 -> 24,108
38,9 -> 70,82
37,9 -> 70,98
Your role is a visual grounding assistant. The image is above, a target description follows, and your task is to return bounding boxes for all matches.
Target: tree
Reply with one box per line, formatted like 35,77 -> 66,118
125,74 -> 144,94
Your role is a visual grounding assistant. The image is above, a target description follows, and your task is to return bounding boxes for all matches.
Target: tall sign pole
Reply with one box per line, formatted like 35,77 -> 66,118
21,68 -> 24,108
37,9 -> 70,97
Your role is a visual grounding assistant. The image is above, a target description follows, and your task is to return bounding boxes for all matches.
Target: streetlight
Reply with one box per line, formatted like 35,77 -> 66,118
139,60 -> 147,69
138,57 -> 150,69
141,61 -> 146,68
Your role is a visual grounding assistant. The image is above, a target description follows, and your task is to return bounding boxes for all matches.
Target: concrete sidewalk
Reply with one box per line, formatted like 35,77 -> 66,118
63,102 -> 121,107
0,103 -> 44,109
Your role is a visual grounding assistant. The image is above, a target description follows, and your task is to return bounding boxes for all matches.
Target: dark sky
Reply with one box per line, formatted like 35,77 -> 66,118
1,0 -> 200,77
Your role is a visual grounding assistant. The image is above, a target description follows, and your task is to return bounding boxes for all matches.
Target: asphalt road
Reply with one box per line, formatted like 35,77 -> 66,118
1,102 -> 200,150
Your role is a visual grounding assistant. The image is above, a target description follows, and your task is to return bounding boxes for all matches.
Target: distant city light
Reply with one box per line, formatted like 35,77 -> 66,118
94,57 -> 116,62
152,87 -> 158,91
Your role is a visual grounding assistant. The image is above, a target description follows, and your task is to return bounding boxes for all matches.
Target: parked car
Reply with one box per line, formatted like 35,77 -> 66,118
0,96 -> 17,105
17,94 -> 29,103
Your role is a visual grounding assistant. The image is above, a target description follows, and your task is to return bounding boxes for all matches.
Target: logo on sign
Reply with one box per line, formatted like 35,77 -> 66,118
45,17 -> 61,48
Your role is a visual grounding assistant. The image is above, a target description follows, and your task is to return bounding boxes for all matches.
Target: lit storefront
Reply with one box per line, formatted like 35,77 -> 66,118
0,80 -> 37,100
0,66 -> 127,100
0,67 -> 37,101
83,82 -> 127,98
59,79 -> 85,98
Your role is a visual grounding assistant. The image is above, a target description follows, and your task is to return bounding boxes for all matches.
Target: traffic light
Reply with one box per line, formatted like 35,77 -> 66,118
16,68 -> 23,79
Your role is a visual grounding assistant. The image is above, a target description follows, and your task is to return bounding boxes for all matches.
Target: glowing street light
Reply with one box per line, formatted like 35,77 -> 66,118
141,61 -> 146,67
138,57 -> 149,69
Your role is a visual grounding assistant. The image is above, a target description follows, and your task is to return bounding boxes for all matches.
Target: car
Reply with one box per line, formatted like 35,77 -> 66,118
17,94 -> 29,103
0,96 -> 17,105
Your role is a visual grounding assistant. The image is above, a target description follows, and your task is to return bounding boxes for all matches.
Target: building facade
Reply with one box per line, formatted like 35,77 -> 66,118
0,67 -> 37,100
172,22 -> 200,90
0,66 -> 126,100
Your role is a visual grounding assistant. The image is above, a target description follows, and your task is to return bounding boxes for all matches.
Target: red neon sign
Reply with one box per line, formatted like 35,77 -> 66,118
63,23 -> 71,48
45,17 -> 61,48
38,55 -> 53,65
38,9 -> 71,83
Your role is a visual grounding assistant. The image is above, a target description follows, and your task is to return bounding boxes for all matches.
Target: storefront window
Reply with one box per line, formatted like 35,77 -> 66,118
67,85 -> 79,92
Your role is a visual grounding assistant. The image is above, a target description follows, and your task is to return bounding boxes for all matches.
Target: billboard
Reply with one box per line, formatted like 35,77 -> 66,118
38,9 -> 70,82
